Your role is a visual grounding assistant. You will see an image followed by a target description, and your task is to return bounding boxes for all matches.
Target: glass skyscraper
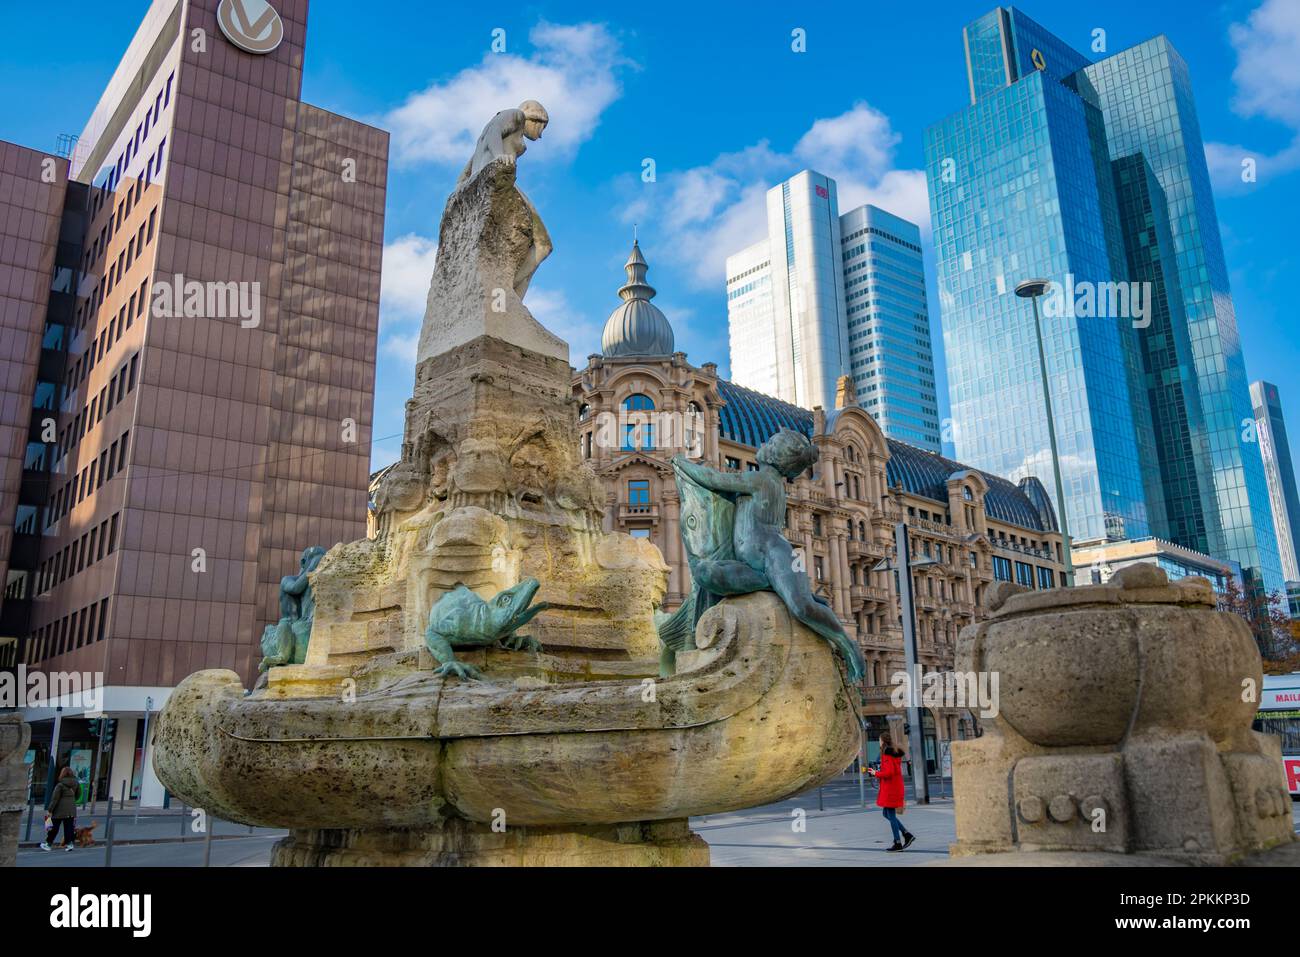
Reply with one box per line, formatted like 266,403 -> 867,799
841,205 -> 941,449
725,172 -> 940,451
1252,381 -> 1300,583
925,6 -> 1283,594
1083,38 -> 1281,593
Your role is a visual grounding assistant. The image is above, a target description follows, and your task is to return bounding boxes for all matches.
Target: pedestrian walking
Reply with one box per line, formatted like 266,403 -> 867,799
867,732 -> 914,851
40,766 -> 79,852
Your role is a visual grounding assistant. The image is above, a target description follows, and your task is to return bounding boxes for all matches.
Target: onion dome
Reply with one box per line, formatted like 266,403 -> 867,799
600,240 -> 675,357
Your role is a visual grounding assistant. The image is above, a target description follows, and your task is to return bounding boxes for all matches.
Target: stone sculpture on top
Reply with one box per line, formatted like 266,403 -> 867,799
665,429 -> 866,682
258,546 -> 327,672
457,99 -> 552,299
416,99 -> 564,365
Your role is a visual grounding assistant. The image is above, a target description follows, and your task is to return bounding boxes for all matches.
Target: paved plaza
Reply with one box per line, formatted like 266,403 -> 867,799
14,773 -> 1298,867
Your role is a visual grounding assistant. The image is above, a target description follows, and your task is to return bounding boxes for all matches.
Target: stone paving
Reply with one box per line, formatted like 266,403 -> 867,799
12,774 -> 1298,867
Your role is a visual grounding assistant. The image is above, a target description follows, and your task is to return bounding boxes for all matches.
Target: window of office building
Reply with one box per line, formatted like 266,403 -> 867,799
621,394 -> 655,451
628,479 -> 650,507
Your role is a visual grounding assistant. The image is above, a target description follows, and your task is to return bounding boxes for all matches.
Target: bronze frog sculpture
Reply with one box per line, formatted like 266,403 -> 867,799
424,579 -> 552,680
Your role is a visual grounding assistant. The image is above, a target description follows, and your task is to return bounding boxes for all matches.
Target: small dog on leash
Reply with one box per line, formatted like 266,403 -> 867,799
73,822 -> 98,847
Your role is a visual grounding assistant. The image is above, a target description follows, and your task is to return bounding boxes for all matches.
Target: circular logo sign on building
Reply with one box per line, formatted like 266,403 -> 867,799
217,0 -> 284,55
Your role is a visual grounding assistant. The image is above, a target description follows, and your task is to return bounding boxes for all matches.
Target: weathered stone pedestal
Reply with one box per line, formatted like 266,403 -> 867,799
0,714 -> 31,867
271,819 -> 709,867
321,330 -> 667,670
948,564 -> 1296,866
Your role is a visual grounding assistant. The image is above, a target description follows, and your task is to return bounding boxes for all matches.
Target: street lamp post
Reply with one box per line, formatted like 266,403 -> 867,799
874,525 -> 940,804
1015,279 -> 1074,587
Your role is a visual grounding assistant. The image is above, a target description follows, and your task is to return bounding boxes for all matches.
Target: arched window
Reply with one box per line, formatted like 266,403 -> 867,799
685,401 -> 703,457
622,394 -> 655,451
578,403 -> 591,423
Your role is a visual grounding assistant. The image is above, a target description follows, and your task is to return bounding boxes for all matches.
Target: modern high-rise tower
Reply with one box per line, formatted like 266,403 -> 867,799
725,171 -> 940,451
1252,382 -> 1300,583
925,6 -> 1282,594
840,205 -> 940,450
725,171 -> 849,414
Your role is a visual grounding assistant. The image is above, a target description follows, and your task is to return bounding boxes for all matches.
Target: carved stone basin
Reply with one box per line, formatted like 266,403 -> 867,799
152,592 -> 859,864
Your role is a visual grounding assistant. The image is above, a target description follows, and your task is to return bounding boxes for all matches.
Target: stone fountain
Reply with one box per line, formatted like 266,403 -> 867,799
948,564 -> 1297,866
151,104 -> 861,866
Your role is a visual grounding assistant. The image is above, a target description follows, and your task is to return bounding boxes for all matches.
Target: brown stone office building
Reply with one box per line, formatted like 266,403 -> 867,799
575,243 -> 1067,768
0,0 -> 386,804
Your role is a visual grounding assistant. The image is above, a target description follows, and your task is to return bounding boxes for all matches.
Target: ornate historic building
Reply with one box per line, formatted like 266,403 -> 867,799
573,242 -> 1066,764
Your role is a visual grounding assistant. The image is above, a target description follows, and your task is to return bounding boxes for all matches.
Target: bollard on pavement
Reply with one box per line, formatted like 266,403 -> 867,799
202,813 -> 214,867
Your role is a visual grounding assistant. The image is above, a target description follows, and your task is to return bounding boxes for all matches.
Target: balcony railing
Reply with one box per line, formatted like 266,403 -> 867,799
992,540 -> 1056,561
859,684 -> 896,703
850,584 -> 891,605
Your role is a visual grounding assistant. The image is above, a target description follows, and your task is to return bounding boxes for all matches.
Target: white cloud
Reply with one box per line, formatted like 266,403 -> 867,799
793,104 -> 900,179
1228,0 -> 1300,127
381,331 -> 420,366
624,102 -> 929,289
1208,0 -> 1300,190
525,286 -> 603,357
375,286 -> 598,366
379,234 -> 438,325
384,22 -> 627,167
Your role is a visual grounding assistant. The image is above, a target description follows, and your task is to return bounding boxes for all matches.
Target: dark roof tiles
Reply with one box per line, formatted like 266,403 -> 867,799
716,378 -> 1057,532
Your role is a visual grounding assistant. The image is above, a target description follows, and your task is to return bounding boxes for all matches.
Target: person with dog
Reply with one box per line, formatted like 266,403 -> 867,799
40,766 -> 79,852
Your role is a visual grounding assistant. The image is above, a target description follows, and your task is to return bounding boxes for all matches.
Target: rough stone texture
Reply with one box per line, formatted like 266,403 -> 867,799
0,714 -> 31,867
316,330 -> 668,676
416,158 -> 566,363
949,564 -> 1296,865
271,819 -> 709,867
152,592 -> 860,864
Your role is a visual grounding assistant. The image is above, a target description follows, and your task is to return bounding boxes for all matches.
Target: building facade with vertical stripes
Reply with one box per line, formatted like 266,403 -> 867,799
0,0 -> 387,806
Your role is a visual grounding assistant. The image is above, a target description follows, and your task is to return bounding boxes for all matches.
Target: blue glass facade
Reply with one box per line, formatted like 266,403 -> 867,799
925,54 -> 1152,545
840,205 -> 941,451
1082,37 -> 1283,595
1252,381 -> 1300,582
926,7 -> 1283,594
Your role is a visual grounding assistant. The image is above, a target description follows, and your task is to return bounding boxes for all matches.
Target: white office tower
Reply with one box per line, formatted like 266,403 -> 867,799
724,171 -> 939,451
725,171 -> 849,412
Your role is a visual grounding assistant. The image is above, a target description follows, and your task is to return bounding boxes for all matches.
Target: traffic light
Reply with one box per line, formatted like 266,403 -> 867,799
103,719 -> 116,747
88,718 -> 100,737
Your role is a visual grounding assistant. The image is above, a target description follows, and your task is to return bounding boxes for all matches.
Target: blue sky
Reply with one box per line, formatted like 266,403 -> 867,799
3,0 -> 1299,473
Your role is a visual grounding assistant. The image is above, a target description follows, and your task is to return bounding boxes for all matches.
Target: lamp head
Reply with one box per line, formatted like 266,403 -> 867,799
1015,279 -> 1050,299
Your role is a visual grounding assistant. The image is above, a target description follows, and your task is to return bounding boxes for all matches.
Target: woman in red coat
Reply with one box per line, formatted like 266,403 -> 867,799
868,732 -> 914,851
